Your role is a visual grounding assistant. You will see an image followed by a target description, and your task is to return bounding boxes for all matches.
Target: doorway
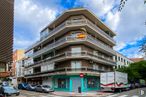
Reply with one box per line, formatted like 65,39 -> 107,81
72,77 -> 81,92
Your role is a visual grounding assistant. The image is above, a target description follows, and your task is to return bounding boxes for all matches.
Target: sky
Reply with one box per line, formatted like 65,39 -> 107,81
14,0 -> 146,58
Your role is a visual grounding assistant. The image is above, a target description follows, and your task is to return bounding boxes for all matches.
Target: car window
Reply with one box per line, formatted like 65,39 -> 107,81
42,85 -> 50,88
37,86 -> 41,88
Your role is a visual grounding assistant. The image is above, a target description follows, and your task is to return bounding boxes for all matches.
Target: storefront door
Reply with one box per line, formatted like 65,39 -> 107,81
72,77 -> 81,92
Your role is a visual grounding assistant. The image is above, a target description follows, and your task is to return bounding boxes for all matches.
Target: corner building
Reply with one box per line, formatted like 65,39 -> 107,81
24,8 -> 116,92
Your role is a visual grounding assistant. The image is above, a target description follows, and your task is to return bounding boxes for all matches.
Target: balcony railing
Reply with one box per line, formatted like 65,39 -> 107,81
25,67 -> 105,77
27,18 -> 115,51
26,51 -> 116,69
33,34 -> 115,58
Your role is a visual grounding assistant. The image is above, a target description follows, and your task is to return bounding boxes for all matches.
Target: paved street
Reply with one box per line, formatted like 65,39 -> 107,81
11,90 -> 62,97
10,88 -> 146,97
105,88 -> 146,97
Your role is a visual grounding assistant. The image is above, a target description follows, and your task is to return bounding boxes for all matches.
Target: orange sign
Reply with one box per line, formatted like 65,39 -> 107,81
77,33 -> 86,39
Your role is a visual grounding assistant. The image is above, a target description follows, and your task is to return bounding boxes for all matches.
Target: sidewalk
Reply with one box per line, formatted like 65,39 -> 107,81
51,91 -> 113,97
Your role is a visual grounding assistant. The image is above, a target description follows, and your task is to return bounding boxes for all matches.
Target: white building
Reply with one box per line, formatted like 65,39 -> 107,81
15,58 -> 26,84
114,52 -> 133,69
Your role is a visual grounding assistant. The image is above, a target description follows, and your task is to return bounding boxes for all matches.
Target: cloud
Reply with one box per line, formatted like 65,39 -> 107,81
114,41 -> 126,51
75,0 -> 146,58
14,0 -> 60,50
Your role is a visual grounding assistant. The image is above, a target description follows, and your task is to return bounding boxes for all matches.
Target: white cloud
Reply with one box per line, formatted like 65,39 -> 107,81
14,37 -> 34,49
75,0 -> 116,16
119,46 -> 144,58
76,0 -> 146,57
14,0 -> 61,50
114,41 -> 126,51
105,12 -> 120,30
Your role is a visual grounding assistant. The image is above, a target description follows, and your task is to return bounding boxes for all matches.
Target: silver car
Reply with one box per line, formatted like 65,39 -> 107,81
35,85 -> 54,93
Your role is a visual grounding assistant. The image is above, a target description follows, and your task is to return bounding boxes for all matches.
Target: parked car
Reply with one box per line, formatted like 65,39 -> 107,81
35,85 -> 54,93
26,84 -> 36,91
0,86 -> 20,96
18,83 -> 28,90
0,94 -> 4,97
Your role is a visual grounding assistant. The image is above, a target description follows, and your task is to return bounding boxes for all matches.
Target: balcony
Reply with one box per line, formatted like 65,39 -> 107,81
27,18 -> 115,51
33,34 -> 115,58
25,67 -> 104,78
26,51 -> 116,69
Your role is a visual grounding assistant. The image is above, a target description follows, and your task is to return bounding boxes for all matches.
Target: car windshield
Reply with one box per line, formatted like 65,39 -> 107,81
42,85 -> 50,88
3,86 -> 15,91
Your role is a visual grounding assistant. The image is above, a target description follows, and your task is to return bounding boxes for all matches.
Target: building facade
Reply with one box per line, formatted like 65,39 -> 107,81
15,58 -> 26,84
114,52 -> 133,69
0,0 -> 14,78
24,8 -> 116,92
12,50 -> 25,76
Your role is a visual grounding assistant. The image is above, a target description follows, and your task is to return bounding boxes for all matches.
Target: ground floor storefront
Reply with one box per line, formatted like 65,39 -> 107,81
26,74 -> 100,92
52,75 -> 100,92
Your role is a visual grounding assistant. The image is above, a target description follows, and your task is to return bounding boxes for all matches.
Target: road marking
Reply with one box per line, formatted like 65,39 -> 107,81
106,94 -> 118,97
118,95 -> 128,97
132,95 -> 139,97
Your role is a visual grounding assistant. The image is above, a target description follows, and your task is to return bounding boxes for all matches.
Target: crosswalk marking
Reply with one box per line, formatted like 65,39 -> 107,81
131,96 -> 139,97
106,94 -> 118,97
106,94 -> 140,97
118,95 -> 128,97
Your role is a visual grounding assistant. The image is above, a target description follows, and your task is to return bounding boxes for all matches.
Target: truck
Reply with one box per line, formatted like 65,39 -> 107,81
100,71 -> 128,92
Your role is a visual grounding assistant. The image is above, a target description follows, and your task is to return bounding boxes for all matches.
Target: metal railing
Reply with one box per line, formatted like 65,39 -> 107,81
26,51 -> 115,69
27,18 -> 115,51
33,34 -> 115,58
25,66 -> 104,77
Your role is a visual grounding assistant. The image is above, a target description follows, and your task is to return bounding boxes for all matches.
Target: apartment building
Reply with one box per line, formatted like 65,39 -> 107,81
114,52 -> 133,69
24,8 -> 116,92
12,49 -> 25,76
0,0 -> 14,79
15,58 -> 27,84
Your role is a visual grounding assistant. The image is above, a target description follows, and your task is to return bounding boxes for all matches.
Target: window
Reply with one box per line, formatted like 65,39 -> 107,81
71,61 -> 81,69
121,58 -> 123,62
93,64 -> 98,70
58,78 -> 69,88
71,47 -> 81,56
118,57 -> 120,61
40,28 -> 49,39
87,78 -> 98,88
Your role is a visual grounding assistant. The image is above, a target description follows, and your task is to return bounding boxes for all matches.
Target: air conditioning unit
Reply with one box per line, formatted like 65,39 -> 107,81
93,51 -> 98,56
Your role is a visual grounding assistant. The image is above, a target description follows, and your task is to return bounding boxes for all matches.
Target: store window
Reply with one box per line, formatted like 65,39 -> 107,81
87,78 -> 97,88
58,78 -> 69,88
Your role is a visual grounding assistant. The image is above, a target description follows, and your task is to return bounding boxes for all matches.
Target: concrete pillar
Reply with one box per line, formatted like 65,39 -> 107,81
81,78 -> 84,92
69,77 -> 73,92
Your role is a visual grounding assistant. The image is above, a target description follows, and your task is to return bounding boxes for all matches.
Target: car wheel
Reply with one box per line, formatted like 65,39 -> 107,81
16,93 -> 20,96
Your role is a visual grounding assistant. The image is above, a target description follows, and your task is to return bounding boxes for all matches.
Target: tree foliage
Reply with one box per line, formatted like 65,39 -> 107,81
116,61 -> 146,82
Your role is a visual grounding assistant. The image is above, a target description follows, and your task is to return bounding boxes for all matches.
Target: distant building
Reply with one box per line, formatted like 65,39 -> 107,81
12,50 -> 25,76
16,58 -> 26,84
0,0 -> 14,79
114,52 -> 133,69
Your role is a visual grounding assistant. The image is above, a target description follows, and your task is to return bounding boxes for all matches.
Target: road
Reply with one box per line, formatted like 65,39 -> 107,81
11,90 -> 62,97
105,88 -> 146,97
10,88 -> 146,97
